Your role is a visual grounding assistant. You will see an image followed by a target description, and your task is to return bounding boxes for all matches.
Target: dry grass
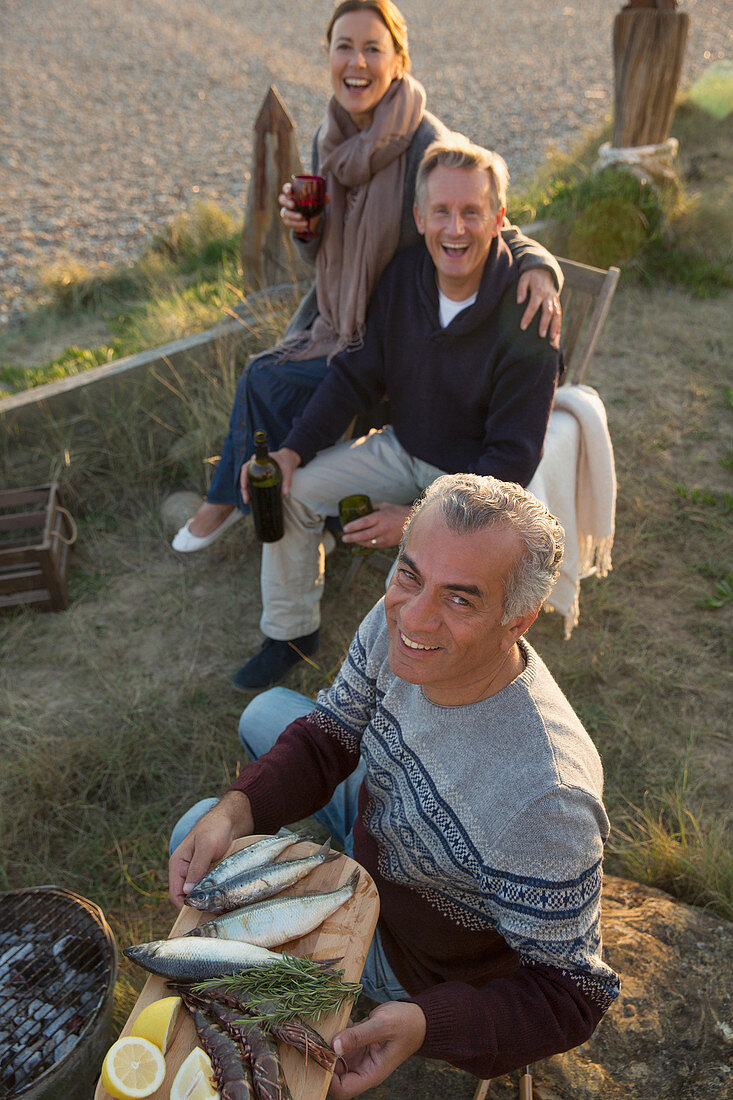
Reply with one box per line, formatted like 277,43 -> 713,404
0,302 -> 381,1028
0,202 -> 248,397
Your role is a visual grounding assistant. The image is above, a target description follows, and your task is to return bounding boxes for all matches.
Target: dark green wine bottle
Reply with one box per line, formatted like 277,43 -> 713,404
247,430 -> 284,543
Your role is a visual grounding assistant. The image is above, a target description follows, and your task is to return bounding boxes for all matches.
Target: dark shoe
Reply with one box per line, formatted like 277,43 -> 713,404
232,631 -> 320,691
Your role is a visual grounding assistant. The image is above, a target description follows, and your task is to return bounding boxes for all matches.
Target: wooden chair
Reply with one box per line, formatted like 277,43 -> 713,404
555,257 -> 620,384
338,257 -> 620,592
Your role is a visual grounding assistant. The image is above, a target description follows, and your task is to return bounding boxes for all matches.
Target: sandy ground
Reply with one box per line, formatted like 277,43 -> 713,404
1,0 -> 731,323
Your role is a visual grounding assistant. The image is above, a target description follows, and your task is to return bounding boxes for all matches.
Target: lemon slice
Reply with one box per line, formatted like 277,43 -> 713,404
101,1036 -> 166,1099
170,1047 -> 220,1100
130,995 -> 182,1055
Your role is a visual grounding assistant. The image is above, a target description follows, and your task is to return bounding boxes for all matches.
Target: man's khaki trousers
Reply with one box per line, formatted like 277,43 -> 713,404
260,426 -> 446,640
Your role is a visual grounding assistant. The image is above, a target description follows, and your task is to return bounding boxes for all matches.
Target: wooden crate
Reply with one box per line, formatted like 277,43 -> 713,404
0,483 -> 77,612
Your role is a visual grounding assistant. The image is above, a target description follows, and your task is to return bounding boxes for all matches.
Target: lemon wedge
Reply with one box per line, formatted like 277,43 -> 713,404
100,1036 -> 166,1099
130,995 -> 182,1055
170,1047 -> 220,1100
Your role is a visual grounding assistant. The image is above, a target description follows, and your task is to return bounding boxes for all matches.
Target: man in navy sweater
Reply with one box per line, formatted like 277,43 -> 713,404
236,135 -> 563,690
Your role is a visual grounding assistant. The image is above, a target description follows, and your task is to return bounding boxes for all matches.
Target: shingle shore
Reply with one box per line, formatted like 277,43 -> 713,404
1,0 -> 730,321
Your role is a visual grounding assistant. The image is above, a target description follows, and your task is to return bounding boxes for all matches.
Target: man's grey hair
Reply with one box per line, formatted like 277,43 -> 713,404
400,474 -> 565,622
415,135 -> 509,216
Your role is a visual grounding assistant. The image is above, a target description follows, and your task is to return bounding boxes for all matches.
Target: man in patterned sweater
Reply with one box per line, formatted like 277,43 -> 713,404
169,474 -> 619,1095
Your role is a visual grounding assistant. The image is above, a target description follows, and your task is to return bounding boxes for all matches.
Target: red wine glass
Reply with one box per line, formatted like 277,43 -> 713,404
291,175 -> 326,241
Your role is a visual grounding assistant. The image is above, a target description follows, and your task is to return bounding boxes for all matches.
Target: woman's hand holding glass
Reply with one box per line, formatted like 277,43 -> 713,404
279,180 -> 330,241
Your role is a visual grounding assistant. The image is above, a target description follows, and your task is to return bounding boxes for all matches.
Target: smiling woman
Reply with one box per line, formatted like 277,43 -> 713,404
327,2 -> 408,130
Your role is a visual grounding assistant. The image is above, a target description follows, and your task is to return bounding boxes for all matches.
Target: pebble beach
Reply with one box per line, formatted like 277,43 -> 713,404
1,0 -> 731,322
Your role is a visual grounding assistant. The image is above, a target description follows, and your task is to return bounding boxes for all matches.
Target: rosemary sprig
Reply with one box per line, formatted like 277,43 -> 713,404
191,954 -> 362,1025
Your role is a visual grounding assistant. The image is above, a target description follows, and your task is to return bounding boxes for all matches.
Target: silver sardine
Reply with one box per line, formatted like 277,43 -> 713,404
123,936 -> 287,982
192,828 -> 310,894
186,868 -> 360,947
185,837 -> 338,913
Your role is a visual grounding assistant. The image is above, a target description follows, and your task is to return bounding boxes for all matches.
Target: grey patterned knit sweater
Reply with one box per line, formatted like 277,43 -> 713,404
232,600 -> 619,1077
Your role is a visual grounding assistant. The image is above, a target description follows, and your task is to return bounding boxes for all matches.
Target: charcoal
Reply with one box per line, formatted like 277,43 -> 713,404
53,1034 -> 79,1063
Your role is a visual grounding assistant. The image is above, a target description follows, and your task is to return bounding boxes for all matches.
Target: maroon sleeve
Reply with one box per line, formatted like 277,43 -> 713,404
229,711 -> 361,834
409,963 -> 607,1079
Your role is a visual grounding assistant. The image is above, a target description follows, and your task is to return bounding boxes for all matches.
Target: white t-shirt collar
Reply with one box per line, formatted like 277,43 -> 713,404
438,287 -> 478,328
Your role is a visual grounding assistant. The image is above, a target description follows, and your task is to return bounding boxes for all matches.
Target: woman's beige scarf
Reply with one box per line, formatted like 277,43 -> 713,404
281,73 -> 426,362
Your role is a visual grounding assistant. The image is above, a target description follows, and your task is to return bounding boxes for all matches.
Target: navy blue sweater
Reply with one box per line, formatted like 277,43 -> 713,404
284,240 -> 562,487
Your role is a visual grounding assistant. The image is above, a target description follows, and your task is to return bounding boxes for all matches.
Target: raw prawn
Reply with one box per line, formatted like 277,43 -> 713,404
180,989 -> 292,1100
172,983 -> 338,1072
185,1000 -> 255,1100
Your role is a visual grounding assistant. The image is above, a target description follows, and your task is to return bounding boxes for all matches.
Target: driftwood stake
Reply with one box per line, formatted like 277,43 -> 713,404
241,85 -> 311,289
612,1 -> 690,147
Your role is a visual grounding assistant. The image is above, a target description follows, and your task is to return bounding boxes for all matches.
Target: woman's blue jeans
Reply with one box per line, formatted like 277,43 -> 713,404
206,352 -> 330,511
169,687 -> 408,1003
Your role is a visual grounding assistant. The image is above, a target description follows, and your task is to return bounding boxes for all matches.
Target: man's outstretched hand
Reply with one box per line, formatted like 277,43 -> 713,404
329,1001 -> 426,1099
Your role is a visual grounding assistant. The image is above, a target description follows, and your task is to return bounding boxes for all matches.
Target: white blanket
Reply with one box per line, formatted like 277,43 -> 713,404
528,384 -> 616,638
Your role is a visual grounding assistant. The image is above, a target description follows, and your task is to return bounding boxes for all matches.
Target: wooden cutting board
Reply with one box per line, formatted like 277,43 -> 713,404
95,837 -> 380,1100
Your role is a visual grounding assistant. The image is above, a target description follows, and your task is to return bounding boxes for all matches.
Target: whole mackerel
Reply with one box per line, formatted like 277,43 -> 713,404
123,937 -> 305,982
185,837 -> 338,913
185,868 -> 360,946
193,828 -> 310,894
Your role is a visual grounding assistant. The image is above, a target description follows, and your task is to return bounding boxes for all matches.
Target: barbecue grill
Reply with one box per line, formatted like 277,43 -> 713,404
0,887 -> 117,1100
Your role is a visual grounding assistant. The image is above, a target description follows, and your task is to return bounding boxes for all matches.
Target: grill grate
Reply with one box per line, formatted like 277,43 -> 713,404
0,888 -> 115,1098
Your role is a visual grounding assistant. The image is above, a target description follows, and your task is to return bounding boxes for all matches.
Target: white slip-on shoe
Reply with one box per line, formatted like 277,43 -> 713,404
171,508 -> 242,552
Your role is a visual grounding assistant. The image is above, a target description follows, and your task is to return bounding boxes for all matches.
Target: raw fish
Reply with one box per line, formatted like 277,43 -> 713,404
193,828 -> 310,894
123,936 -> 288,981
186,838 -> 339,913
186,869 -> 359,946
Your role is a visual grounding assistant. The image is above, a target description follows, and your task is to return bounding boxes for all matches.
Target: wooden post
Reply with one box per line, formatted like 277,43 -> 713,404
612,0 -> 690,147
241,86 -> 312,289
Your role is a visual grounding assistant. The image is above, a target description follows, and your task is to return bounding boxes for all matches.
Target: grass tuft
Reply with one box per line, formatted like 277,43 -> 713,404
40,258 -> 141,314
150,201 -> 240,270
696,574 -> 733,610
0,344 -> 119,392
508,101 -> 733,295
609,785 -> 733,921
0,202 -> 249,396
